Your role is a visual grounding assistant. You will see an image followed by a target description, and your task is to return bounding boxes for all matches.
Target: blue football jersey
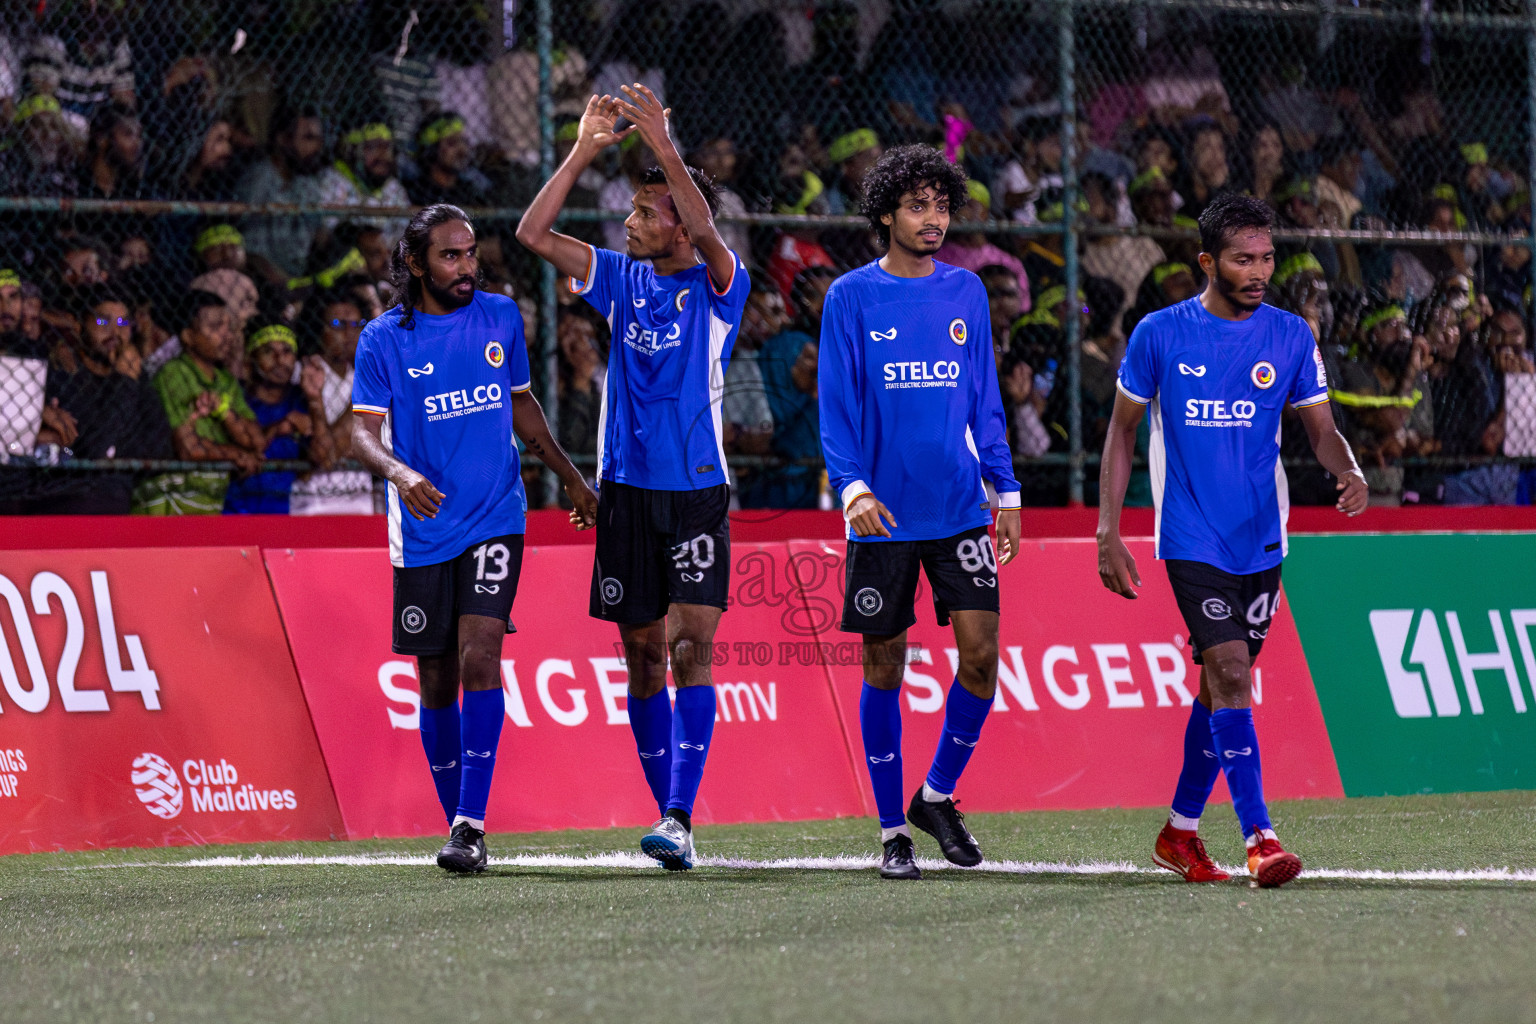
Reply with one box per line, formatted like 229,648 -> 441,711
569,243 -> 750,490
352,291 -> 533,567
1116,298 -> 1330,574
818,260 -> 1020,543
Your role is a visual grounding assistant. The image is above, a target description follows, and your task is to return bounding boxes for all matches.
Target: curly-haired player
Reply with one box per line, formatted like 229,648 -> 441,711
818,144 -> 1022,880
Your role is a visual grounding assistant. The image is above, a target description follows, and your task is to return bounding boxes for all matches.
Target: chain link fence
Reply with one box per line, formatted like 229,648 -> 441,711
1,0 -> 1534,514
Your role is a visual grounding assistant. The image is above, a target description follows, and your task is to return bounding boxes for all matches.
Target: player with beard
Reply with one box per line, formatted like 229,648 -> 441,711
1096,193 -> 1367,888
351,204 -> 597,873
516,87 -> 749,871
818,145 -> 1022,880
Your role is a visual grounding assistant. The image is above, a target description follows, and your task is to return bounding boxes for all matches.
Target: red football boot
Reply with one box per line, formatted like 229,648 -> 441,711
1153,822 -> 1231,883
1246,831 -> 1303,888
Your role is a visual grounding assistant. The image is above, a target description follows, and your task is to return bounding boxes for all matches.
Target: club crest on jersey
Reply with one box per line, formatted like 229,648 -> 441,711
675,288 -> 689,312
484,340 -> 505,368
949,317 -> 967,345
1250,360 -> 1276,389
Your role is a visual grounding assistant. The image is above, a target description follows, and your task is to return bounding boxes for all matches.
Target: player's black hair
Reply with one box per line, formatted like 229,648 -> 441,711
638,165 -> 722,218
860,144 -> 970,251
1198,192 -> 1275,257
391,203 -> 471,330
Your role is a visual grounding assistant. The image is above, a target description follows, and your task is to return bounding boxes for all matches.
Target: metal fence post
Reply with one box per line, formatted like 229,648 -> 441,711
536,0 -> 559,505
1058,0 -> 1084,506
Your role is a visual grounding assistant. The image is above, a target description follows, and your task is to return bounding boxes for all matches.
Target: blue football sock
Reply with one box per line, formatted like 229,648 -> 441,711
1169,699 -> 1221,824
1210,707 -> 1271,838
667,685 -> 716,817
456,688 -> 505,824
628,689 -> 674,817
925,679 -> 992,797
859,681 -> 906,829
418,702 -> 462,825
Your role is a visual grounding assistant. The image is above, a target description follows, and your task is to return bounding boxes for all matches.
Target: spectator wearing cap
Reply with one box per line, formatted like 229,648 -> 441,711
1273,176 -> 1341,283
40,287 -> 172,514
318,118 -> 411,239
1331,303 -> 1434,505
2,94 -> 80,197
1129,165 -> 1200,266
0,266 -> 76,464
934,180 -> 1031,309
825,128 -> 882,215
188,225 -> 259,341
236,103 -> 329,285
24,6 -> 134,134
0,267 -> 46,359
1452,143 -> 1509,231
224,323 -> 334,515
405,112 -> 492,208
1271,252 -> 1332,344
1123,260 -> 1201,337
766,163 -> 837,306
147,290 -> 264,515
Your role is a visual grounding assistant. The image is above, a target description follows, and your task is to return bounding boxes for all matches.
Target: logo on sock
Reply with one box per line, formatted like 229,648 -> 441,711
679,742 -> 707,751
1223,746 -> 1253,758
430,760 -> 457,771
465,749 -> 494,758
1203,750 -> 1218,758
854,587 -> 883,616
868,752 -> 896,763
1202,598 -> 1232,620
638,748 -> 666,759
951,737 -> 978,747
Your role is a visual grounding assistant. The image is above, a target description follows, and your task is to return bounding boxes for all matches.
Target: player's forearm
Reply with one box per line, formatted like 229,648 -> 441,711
1096,424 -> 1136,539
1309,425 -> 1363,482
350,419 -> 418,488
513,393 -> 585,485
654,144 -> 730,269
515,143 -> 598,263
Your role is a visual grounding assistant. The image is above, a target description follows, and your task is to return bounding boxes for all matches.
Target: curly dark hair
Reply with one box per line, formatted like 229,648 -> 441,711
860,144 -> 970,251
1198,191 -> 1274,257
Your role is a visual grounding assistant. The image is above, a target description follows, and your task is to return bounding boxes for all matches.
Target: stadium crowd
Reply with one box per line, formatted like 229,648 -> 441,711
0,0 -> 1533,513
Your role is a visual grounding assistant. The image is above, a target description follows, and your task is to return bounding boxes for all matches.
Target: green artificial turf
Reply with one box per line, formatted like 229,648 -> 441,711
5,792 -> 1536,1024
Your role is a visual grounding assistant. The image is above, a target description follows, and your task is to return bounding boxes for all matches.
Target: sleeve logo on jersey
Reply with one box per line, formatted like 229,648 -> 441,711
675,288 -> 689,312
1312,346 -> 1328,387
949,318 -> 967,345
1250,360 -> 1276,389
484,340 -> 505,368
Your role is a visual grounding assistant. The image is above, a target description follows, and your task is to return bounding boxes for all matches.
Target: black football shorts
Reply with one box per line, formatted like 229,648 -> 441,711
840,524 -> 1000,635
1165,558 -> 1282,665
392,534 -> 523,656
589,481 -> 732,624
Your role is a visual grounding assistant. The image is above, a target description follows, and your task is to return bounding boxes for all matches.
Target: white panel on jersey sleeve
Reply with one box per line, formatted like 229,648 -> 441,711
595,360 -> 611,483
383,411 -> 404,568
1148,395 -> 1166,558
1274,451 -> 1290,558
964,424 -> 980,463
708,311 -> 732,479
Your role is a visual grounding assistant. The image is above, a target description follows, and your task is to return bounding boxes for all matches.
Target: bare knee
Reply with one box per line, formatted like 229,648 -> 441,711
957,636 -> 999,698
863,635 -> 907,690
1201,644 -> 1252,708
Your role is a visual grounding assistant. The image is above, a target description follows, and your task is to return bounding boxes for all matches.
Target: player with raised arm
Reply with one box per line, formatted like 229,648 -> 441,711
515,87 -> 749,871
1096,192 -> 1368,888
818,145 -> 1023,881
351,204 -> 597,874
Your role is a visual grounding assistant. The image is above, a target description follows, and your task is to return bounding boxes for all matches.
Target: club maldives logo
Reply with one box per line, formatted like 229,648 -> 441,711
131,752 -> 183,819
1368,608 -> 1536,718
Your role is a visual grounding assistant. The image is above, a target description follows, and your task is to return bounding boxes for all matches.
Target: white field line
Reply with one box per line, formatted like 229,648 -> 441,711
57,851 -> 1536,882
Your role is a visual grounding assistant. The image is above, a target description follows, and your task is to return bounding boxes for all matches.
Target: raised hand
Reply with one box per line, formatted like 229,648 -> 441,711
614,83 -> 673,151
578,93 -> 637,151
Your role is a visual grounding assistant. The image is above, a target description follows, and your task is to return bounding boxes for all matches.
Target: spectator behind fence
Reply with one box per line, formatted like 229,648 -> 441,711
145,290 -> 263,514
980,264 -> 1049,460
24,5 -> 135,135
225,324 -> 334,515
555,309 -> 604,480
766,163 -> 837,305
40,286 -> 171,514
1176,121 -> 1232,220
742,336 -> 820,509
319,117 -> 411,239
188,224 -> 259,339
81,102 -> 144,200
687,135 -> 750,264
289,292 -> 375,516
1080,170 -> 1162,338
3,94 -> 80,197
1332,303 -> 1434,505
1438,307 -> 1536,505
721,273 -> 781,499
0,267 -> 74,464
934,181 -> 1030,309
236,103 -> 329,284
406,112 -> 492,208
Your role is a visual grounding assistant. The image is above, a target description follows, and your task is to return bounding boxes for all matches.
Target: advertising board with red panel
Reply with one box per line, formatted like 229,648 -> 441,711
788,535 -> 1343,816
265,542 -> 866,840
0,548 -> 345,855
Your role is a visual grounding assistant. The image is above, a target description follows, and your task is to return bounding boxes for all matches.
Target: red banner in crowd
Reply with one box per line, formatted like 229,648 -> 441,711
0,548 -> 345,855
265,543 -> 867,840
790,537 -> 1344,819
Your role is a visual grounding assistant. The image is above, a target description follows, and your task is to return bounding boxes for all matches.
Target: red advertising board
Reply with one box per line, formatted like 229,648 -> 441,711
790,536 -> 1343,816
0,548 -> 345,854
265,543 -> 866,839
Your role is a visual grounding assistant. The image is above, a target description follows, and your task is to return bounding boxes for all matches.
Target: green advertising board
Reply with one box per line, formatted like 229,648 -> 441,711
1285,534 -> 1536,796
